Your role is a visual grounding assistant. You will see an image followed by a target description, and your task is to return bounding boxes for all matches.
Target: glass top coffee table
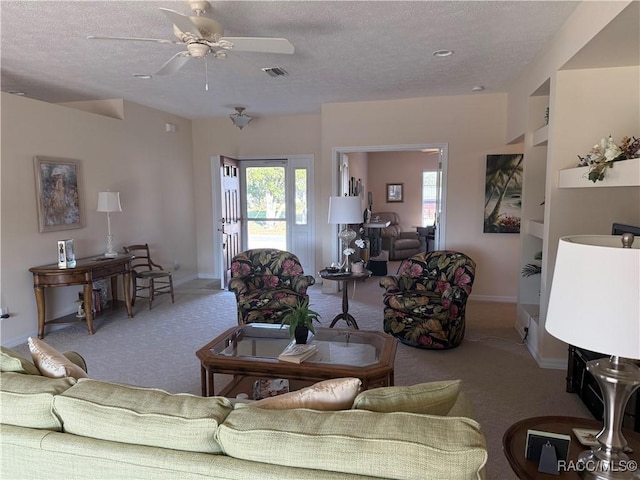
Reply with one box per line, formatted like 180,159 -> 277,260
196,323 -> 397,397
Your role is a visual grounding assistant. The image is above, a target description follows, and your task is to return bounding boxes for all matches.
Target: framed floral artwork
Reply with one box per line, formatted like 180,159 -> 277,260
33,156 -> 85,232
386,183 -> 403,203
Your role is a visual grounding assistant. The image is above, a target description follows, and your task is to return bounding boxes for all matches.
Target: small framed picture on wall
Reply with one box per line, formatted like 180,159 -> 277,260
386,183 -> 403,203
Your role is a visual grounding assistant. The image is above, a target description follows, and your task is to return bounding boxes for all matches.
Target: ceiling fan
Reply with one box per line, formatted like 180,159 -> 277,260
87,0 -> 294,77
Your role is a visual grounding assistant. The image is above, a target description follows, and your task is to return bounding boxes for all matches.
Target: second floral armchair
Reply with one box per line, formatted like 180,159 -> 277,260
379,251 -> 476,349
229,249 -> 316,325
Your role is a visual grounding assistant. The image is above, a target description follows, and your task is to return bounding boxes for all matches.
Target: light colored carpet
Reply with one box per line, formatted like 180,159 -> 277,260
10,265 -> 591,479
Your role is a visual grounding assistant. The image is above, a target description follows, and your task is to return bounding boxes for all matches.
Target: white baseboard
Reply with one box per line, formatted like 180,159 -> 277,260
197,273 -> 217,279
469,294 -> 517,303
534,353 -> 567,370
174,274 -> 198,285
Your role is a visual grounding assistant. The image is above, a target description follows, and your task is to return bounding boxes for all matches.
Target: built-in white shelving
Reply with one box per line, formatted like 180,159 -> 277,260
521,303 -> 540,321
558,157 -> 640,188
532,125 -> 548,147
527,220 -> 544,239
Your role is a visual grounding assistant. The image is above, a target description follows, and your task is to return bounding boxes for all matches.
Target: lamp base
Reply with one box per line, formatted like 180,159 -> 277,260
577,449 -> 634,480
104,233 -> 117,258
576,357 -> 640,480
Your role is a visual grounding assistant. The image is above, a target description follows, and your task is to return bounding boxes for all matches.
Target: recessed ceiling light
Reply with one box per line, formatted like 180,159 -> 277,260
8,90 -> 26,96
472,85 -> 485,92
432,49 -> 453,57
134,74 -> 152,79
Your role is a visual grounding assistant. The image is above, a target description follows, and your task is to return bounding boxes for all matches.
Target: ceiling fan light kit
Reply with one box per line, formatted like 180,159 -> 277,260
230,107 -> 253,130
87,0 -> 294,82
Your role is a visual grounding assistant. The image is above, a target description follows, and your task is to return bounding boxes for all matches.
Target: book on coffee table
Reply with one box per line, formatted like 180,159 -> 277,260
278,342 -> 318,363
253,378 -> 289,400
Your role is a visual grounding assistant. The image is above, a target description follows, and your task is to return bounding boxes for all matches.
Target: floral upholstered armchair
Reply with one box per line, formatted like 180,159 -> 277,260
229,249 -> 316,325
379,251 -> 476,349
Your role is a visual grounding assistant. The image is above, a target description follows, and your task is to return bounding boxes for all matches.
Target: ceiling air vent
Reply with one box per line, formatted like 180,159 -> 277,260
261,66 -> 288,77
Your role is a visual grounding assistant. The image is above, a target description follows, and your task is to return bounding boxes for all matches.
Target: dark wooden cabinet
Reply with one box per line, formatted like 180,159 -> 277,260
566,345 -> 640,432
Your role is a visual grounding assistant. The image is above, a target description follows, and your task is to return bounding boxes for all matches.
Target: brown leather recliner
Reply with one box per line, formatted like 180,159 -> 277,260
374,212 -> 423,260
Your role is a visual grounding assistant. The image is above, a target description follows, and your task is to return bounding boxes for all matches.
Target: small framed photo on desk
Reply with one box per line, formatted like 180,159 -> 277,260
386,183 -> 403,203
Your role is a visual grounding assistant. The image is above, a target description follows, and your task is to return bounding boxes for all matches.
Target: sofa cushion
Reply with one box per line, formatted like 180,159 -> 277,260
28,337 -> 88,379
217,407 -> 487,480
352,380 -> 462,415
0,346 -> 41,375
0,371 -> 76,430
53,378 -> 233,453
252,378 -> 361,410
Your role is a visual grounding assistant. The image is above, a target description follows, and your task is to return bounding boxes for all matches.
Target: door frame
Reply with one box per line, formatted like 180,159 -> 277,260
331,143 -> 448,261
211,154 -> 315,283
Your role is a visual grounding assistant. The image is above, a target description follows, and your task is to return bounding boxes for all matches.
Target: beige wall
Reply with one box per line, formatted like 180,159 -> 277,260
1,93 -> 196,345
192,95 -> 523,301
506,1 -> 631,142
368,150 -> 439,231
191,114 -> 322,278
320,95 -> 523,301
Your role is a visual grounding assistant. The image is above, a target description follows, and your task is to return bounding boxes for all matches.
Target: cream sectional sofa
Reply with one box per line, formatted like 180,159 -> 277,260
0,346 -> 488,480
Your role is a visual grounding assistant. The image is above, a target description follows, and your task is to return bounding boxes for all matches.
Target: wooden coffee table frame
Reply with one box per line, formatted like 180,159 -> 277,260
196,326 -> 397,397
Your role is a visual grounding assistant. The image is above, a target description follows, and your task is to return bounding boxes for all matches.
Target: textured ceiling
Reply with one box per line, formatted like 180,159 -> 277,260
1,1 -> 581,120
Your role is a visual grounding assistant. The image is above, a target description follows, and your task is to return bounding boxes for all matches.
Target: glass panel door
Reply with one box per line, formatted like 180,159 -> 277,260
245,164 -> 287,250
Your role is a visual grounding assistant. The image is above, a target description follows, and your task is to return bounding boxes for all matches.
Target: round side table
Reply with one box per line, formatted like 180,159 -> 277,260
503,416 -> 640,479
318,269 -> 372,329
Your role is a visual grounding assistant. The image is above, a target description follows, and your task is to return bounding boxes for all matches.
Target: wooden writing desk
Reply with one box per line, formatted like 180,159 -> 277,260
29,254 -> 134,338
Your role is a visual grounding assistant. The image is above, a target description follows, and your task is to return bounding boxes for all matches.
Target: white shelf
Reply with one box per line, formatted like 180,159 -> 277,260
532,125 -> 548,146
527,220 -> 544,239
558,158 -> 640,188
522,303 -> 540,320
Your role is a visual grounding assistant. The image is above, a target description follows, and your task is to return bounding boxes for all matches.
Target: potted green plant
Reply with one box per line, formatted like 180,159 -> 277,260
280,299 -> 321,344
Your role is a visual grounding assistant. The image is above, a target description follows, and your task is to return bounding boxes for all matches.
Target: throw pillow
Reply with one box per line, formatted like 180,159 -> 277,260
352,379 -> 462,415
251,377 -> 361,410
0,346 -> 41,375
28,337 -> 88,379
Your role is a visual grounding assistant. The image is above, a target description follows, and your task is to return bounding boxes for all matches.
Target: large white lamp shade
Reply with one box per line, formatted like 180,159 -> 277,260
546,235 -> 640,359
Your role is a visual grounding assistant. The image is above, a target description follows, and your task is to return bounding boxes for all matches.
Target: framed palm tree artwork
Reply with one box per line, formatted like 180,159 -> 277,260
483,154 -> 523,233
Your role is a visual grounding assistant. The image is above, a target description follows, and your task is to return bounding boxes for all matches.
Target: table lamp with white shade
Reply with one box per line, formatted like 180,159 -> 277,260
328,195 -> 362,272
96,191 -> 122,257
546,233 -> 640,479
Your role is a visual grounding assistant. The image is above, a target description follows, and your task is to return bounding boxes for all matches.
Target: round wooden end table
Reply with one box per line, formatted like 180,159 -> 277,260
318,269 -> 372,329
503,416 -> 640,479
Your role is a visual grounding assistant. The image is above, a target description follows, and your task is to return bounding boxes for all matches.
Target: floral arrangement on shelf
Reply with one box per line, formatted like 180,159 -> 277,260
577,135 -> 640,183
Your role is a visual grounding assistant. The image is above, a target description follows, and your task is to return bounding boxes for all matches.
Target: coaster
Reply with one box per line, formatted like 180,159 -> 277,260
572,428 -> 599,447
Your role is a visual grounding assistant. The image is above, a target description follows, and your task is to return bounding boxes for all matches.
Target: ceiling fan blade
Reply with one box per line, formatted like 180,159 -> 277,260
87,35 -> 180,45
159,8 -> 202,37
221,37 -> 294,54
155,51 -> 192,76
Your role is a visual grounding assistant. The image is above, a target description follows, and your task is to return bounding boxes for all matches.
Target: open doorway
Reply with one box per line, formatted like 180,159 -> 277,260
332,144 -> 447,262
210,154 -> 315,282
